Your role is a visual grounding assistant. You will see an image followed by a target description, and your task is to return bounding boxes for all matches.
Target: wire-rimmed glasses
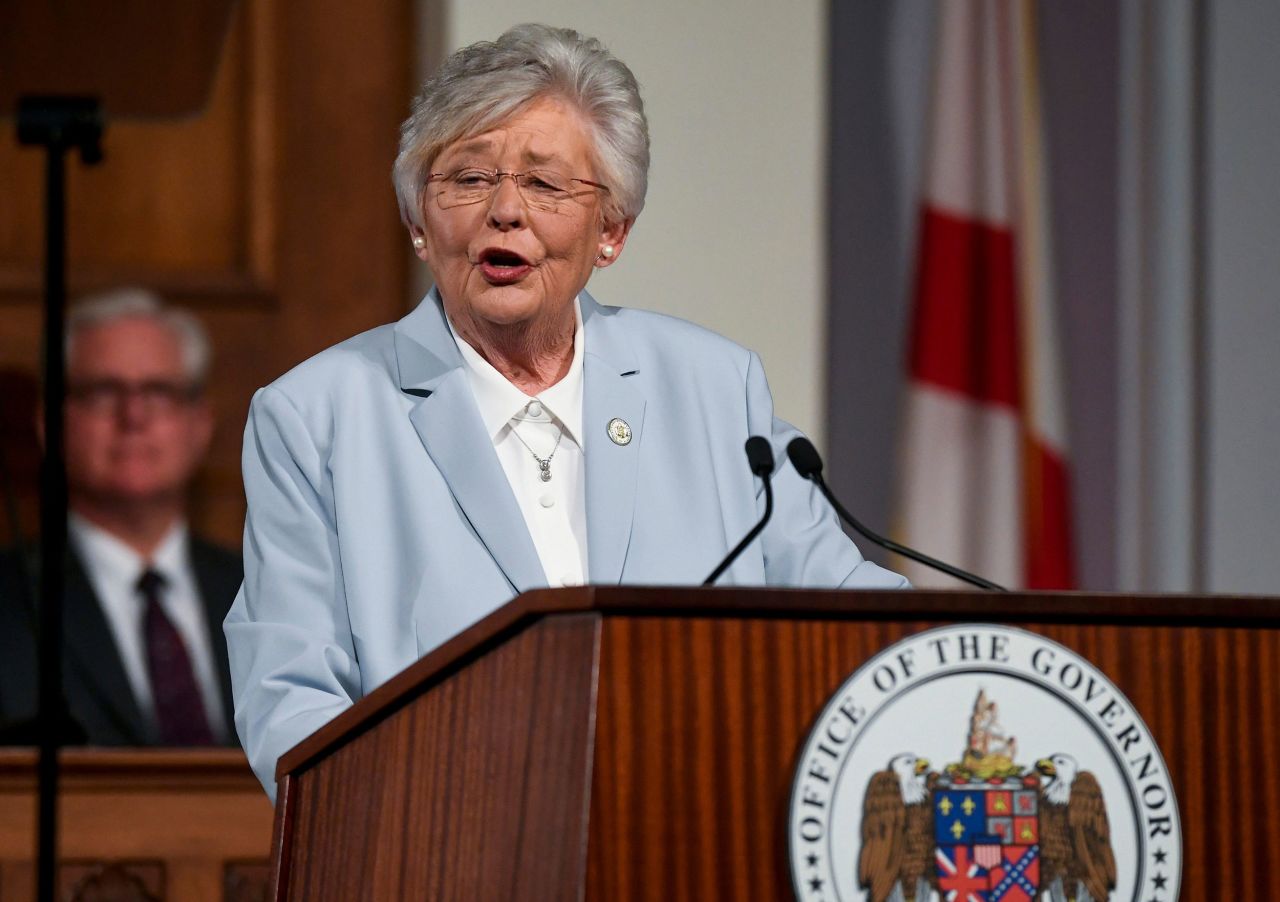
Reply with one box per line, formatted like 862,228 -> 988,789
425,168 -> 610,213
66,379 -> 202,416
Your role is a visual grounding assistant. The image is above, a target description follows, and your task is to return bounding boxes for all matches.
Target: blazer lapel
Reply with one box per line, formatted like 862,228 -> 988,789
63,552 -> 154,744
581,294 -> 646,584
394,292 -> 547,594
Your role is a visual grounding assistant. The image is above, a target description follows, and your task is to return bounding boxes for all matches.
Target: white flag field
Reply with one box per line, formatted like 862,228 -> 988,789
894,0 -> 1074,590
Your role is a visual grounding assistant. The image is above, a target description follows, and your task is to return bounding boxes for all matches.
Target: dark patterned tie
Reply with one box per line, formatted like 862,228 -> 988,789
137,569 -> 215,745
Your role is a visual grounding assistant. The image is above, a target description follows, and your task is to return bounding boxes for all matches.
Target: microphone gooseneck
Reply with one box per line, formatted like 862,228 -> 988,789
704,437 -> 776,585
785,437 -> 1005,591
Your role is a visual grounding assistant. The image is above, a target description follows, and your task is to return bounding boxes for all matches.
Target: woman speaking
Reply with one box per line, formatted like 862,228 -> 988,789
225,24 -> 905,797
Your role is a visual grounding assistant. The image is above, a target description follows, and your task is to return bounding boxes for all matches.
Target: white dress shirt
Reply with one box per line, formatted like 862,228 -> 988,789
69,514 -> 228,741
448,299 -> 589,587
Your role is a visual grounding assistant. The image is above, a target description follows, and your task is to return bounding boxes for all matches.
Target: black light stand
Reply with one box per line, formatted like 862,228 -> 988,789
16,95 -> 104,902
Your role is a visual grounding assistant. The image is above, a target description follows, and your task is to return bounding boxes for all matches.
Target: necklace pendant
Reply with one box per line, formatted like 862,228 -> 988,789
539,461 -> 552,482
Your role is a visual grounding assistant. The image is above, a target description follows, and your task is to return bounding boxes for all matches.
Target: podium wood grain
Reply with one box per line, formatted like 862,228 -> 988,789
270,588 -> 1280,901
279,614 -> 600,900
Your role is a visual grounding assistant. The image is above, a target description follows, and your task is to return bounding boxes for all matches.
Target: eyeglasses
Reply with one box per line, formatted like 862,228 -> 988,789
425,168 -> 610,213
67,379 -> 202,415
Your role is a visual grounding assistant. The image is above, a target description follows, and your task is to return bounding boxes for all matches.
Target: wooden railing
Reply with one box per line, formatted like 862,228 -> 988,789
0,748 -> 272,902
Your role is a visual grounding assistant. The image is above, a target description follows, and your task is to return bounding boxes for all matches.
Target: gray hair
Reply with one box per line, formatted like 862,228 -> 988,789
67,287 -> 212,387
393,24 -> 649,229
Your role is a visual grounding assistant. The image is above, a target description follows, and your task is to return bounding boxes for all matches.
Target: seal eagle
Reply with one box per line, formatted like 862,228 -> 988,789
858,754 -> 934,902
1036,753 -> 1117,902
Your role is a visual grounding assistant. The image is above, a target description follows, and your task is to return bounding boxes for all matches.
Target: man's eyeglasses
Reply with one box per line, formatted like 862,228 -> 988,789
67,379 -> 202,415
425,168 -> 610,213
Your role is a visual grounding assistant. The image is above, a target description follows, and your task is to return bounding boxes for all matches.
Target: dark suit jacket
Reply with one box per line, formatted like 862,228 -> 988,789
0,537 -> 242,746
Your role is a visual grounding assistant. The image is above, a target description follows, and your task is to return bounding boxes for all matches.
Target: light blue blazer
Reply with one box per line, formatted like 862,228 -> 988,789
225,289 -> 906,797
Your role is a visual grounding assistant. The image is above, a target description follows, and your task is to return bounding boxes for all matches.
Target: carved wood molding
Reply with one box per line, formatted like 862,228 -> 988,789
223,860 -> 271,902
61,860 -> 164,902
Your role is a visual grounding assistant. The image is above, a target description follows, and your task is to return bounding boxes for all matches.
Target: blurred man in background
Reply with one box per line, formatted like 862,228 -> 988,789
0,288 -> 240,745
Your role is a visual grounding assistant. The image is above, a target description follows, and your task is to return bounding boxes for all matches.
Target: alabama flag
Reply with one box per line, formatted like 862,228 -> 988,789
894,0 -> 1075,589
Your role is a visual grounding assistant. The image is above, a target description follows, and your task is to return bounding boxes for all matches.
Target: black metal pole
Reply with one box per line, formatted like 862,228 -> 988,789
17,96 -> 103,902
35,134 -> 68,902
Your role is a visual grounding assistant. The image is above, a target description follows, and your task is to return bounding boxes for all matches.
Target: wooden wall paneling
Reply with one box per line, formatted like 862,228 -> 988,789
0,0 -> 413,549
0,4 -> 240,120
0,3 -> 271,298
271,0 -> 413,362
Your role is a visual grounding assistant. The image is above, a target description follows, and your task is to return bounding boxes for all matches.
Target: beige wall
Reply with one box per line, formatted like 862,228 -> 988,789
413,1 -> 829,445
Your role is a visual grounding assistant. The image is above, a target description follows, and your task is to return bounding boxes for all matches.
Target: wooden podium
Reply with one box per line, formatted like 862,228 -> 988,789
268,588 -> 1279,901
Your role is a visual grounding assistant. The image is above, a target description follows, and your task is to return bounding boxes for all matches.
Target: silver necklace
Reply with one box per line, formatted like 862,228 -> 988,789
510,424 -> 563,482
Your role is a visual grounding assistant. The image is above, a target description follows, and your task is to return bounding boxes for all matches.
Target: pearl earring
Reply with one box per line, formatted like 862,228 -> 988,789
412,236 -> 426,249
600,245 -> 615,259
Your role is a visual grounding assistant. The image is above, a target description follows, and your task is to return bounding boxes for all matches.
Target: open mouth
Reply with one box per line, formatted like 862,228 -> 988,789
478,248 -> 534,283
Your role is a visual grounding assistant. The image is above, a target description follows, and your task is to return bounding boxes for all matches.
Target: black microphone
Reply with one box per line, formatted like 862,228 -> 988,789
785,437 -> 1005,591
704,437 -> 776,585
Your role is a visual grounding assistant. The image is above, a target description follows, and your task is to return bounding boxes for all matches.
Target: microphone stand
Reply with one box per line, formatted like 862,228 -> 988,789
808,471 -> 1005,591
17,95 -> 104,902
704,476 -> 774,585
704,438 -> 777,585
